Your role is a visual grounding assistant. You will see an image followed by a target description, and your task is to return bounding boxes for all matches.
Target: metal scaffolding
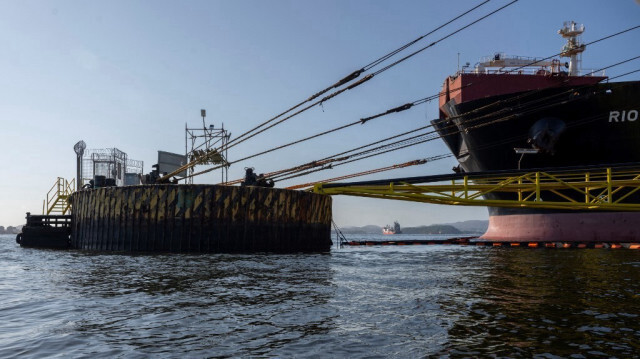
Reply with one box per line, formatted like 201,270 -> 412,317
185,109 -> 230,184
81,148 -> 144,187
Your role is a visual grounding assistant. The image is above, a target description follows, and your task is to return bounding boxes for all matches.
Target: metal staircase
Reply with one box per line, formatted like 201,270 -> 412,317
43,177 -> 75,215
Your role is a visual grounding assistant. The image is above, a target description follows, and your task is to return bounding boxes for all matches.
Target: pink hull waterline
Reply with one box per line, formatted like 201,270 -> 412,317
481,212 -> 640,242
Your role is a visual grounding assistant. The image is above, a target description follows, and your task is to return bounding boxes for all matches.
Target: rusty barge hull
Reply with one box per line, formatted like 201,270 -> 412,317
70,185 -> 332,253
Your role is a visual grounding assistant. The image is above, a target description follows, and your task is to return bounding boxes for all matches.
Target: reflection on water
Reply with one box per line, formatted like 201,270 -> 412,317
0,234 -> 638,357
438,249 -> 640,357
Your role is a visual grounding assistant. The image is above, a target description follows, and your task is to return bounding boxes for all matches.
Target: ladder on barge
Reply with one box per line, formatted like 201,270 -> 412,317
42,177 -> 75,215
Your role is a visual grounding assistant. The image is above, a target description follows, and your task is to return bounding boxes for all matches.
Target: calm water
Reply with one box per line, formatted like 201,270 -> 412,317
1,233 -> 639,358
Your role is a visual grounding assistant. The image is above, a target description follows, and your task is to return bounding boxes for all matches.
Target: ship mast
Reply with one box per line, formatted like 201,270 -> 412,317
558,21 -> 586,76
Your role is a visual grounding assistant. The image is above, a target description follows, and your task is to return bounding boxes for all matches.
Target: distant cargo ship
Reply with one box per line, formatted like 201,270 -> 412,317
432,21 -> 640,242
382,221 -> 402,235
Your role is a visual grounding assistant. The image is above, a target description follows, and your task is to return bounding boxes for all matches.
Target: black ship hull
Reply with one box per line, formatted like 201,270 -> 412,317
436,81 -> 640,173
434,80 -> 640,242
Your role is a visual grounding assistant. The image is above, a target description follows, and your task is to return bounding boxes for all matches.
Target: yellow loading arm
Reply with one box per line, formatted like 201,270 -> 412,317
314,166 -> 640,211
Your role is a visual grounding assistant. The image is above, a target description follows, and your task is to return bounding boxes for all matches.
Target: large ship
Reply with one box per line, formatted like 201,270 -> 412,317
432,21 -> 640,242
383,221 -> 402,235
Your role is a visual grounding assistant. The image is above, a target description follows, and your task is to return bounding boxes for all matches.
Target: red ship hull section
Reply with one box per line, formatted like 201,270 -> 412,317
439,73 -> 605,109
482,212 -> 640,242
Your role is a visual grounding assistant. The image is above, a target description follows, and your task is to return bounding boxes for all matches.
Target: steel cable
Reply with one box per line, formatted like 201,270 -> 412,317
173,26 -> 640,183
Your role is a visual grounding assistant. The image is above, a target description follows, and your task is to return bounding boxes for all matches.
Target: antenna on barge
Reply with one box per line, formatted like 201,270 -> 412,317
558,21 -> 586,76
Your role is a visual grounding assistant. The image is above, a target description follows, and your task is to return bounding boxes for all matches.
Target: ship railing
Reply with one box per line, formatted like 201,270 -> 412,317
464,67 -> 548,75
478,53 -> 545,64
580,69 -> 606,77
462,67 -> 606,77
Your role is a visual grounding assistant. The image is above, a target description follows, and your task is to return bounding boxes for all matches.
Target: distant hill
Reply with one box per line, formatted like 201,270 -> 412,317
401,225 -> 461,234
337,220 -> 488,235
440,220 -> 488,234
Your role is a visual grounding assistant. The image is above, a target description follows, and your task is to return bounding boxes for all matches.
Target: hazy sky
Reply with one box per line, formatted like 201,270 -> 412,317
1,0 -> 639,227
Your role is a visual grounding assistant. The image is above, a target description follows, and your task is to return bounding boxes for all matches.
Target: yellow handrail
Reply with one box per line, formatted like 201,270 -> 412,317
43,177 -> 76,215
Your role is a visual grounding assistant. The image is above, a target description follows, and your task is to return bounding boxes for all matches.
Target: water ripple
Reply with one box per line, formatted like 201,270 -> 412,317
1,235 -> 639,357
